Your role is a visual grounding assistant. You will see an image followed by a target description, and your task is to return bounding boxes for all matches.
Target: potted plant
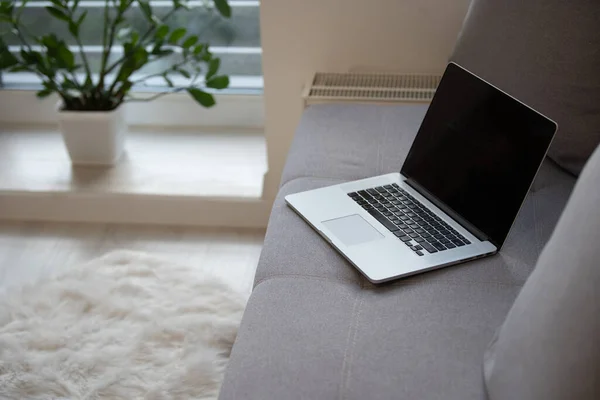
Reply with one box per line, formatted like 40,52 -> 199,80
0,0 -> 232,166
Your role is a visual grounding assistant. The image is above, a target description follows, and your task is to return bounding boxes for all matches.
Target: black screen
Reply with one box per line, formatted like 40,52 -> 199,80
401,63 -> 556,248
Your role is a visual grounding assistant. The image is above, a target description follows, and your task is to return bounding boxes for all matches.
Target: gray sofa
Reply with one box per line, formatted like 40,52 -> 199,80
219,1 -> 600,399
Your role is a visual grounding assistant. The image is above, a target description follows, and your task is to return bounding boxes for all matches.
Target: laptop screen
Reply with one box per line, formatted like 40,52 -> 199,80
401,63 -> 556,248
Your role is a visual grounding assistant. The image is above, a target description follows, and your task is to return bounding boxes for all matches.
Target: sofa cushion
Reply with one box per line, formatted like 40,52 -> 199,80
484,144 -> 600,399
220,276 -> 520,400
264,105 -> 575,287
451,0 -> 600,176
254,177 -> 365,288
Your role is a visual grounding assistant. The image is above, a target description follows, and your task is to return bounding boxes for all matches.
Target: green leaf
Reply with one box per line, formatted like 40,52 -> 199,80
68,20 -> 78,36
152,48 -> 174,57
182,35 -> 198,49
61,74 -> 78,89
0,49 -> 19,70
36,88 -> 54,99
206,75 -> 229,90
137,0 -> 153,21
192,44 -> 205,55
187,88 -> 215,108
206,58 -> 220,80
155,25 -> 169,40
57,45 -> 75,69
168,27 -> 186,44
177,68 -> 191,79
77,10 -> 88,26
213,0 -> 231,18
45,6 -> 70,22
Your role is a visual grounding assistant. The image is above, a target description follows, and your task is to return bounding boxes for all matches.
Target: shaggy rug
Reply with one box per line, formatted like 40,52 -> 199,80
0,251 -> 248,400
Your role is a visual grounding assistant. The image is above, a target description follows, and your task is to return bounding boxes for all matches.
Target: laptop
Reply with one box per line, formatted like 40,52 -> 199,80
285,62 -> 557,283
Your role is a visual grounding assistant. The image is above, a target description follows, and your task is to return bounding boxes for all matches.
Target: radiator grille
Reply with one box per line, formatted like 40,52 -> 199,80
304,72 -> 442,106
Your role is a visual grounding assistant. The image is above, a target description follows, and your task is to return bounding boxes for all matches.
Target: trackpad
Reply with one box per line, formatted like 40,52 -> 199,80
322,214 -> 384,246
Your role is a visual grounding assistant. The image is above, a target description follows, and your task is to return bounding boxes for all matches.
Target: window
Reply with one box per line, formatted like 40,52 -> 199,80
0,0 -> 262,92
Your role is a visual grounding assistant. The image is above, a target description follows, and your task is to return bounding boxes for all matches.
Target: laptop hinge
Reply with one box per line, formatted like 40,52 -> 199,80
404,178 -> 492,244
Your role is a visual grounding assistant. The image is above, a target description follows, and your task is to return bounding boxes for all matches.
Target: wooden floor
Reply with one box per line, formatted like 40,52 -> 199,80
0,221 -> 265,296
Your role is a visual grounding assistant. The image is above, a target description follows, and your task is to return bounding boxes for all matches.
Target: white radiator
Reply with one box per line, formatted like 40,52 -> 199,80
303,72 -> 442,108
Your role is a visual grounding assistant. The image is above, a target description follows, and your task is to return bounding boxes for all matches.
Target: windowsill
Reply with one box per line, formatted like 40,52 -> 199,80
0,126 -> 266,198
0,126 -> 271,228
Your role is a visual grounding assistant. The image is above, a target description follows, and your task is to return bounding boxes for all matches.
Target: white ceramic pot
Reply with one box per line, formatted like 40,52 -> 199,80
57,104 -> 126,166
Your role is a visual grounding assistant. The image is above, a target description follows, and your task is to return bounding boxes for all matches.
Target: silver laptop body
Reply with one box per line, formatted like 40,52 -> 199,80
285,63 -> 557,283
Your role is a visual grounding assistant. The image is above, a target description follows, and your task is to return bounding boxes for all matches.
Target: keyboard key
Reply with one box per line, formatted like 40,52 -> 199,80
409,233 -> 420,238
433,233 -> 444,240
362,204 -> 374,210
393,231 -> 405,238
398,224 -> 408,229
445,243 -> 456,249
383,211 -> 393,217
392,200 -> 401,205
412,217 -> 423,223
392,184 -> 400,189
462,238 -> 471,244
415,237 -> 426,243
415,251 -> 424,256
433,243 -> 446,251
400,216 -> 410,221
452,240 -> 465,247
438,229 -> 450,235
366,189 -> 379,196
421,233 -> 432,239
440,238 -> 451,244
348,192 -> 359,198
415,228 -> 425,234
399,235 -> 412,242
423,244 -> 437,253
375,186 -> 387,193
407,212 -> 416,218
403,229 -> 414,235
367,209 -> 399,232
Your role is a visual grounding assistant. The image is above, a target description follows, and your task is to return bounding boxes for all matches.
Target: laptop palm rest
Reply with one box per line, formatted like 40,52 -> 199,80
322,214 -> 384,246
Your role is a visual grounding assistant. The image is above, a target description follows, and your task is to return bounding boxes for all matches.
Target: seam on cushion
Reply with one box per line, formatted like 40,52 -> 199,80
253,274 -> 361,291
338,292 -> 364,400
253,273 -> 523,291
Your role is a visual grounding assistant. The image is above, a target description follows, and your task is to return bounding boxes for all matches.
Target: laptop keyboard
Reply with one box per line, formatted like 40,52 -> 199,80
348,184 -> 471,256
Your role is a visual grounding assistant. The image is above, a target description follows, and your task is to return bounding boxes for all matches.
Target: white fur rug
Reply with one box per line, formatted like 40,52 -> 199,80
0,251 -> 248,400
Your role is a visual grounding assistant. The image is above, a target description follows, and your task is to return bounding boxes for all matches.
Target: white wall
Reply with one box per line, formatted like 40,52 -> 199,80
260,0 -> 472,200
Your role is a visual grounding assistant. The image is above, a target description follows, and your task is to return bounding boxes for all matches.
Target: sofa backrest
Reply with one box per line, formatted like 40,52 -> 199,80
483,141 -> 600,399
451,0 -> 600,176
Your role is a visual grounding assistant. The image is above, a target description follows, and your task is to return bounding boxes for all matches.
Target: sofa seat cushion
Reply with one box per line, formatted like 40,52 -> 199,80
219,277 -> 520,400
259,104 -> 575,287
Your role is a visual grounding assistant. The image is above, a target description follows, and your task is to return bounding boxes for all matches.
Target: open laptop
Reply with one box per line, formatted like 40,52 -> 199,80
285,62 -> 557,283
